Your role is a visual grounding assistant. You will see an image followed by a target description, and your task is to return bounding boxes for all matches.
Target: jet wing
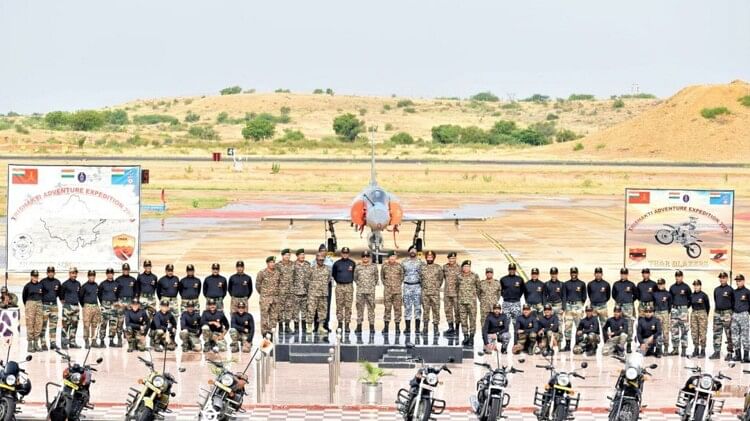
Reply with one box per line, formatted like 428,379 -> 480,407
401,212 -> 487,222
261,213 -> 351,222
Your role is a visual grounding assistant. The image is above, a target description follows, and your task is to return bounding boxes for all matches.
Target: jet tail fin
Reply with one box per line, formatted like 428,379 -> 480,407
370,130 -> 377,186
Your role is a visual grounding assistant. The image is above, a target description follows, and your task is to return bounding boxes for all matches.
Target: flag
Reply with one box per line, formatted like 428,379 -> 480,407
629,248 -> 646,261
11,168 -> 38,184
709,192 -> 732,205
710,249 -> 728,262
668,191 -> 681,201
61,168 -> 75,179
111,167 -> 137,185
628,190 -> 650,204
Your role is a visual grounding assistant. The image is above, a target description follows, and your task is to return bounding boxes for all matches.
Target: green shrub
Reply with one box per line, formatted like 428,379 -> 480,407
470,91 -> 499,102
184,112 -> 200,123
701,107 -> 730,119
383,104 -> 392,111
613,99 -> 625,109
522,94 -> 549,103
620,93 -> 656,99
325,88 -> 334,96
275,129 -> 305,142
459,126 -> 489,144
514,128 -> 550,146
133,114 -> 179,125
45,111 -> 71,129
6,111 -> 20,117
15,124 -> 29,134
70,110 -> 106,131
490,120 -> 517,136
431,124 -> 462,144
94,138 -> 106,146
358,108 -> 367,116
274,88 -> 291,93
384,123 -> 394,131
568,94 -> 595,101
500,102 -> 520,109
220,86 -> 242,95
556,129 -> 581,143
528,121 -> 557,140
242,118 -> 276,141
396,99 -> 414,108
573,142 -> 584,151
216,112 -> 230,124
126,134 -> 149,146
280,106 -> 291,115
313,88 -> 324,94
0,120 -> 12,130
488,133 -> 518,145
390,132 -> 414,145
188,125 -> 220,140
403,107 -> 416,113
332,113 -> 364,141
546,113 -> 559,120
104,109 -> 129,125
739,96 -> 750,107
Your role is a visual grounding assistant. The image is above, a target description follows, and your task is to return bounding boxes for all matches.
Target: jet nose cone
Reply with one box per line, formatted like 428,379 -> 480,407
366,205 -> 390,228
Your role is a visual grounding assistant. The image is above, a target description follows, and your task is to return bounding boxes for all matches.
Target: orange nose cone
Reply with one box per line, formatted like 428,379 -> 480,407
351,200 -> 366,226
389,201 -> 403,225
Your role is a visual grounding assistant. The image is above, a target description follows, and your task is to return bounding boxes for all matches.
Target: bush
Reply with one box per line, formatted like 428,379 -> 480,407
0,120 -> 11,130
126,134 -> 149,146
522,94 -> 549,103
185,112 -> 200,123
431,124 -> 462,144
313,88 -> 324,94
45,111 -> 71,129
216,112 -> 230,124
188,125 -> 220,140
358,108 -> 367,116
556,129 -> 580,142
242,118 -> 276,141
613,99 -> 625,109
15,124 -> 29,134
70,110 -> 106,131
620,93 -> 656,99
546,113 -> 559,120
528,121 -> 557,140
6,111 -> 20,117
396,99 -> 414,108
104,109 -> 129,125
276,129 -> 305,142
701,107 -> 730,119
403,107 -> 416,113
274,88 -> 291,93
220,86 -> 242,95
568,94 -> 595,101
383,104 -> 392,111
573,142 -> 584,151
739,96 -> 750,107
133,114 -> 179,125
470,91 -> 499,102
500,102 -> 520,109
280,106 -> 291,115
332,113 -> 364,141
490,120 -> 517,135
488,133 -> 518,145
390,132 -> 414,145
514,128 -> 550,146
384,123 -> 394,131
459,126 -> 489,144
325,88 -> 334,96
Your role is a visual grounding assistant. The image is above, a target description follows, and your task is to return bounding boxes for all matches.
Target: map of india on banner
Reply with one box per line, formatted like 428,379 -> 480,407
6,165 -> 141,272
624,188 -> 734,271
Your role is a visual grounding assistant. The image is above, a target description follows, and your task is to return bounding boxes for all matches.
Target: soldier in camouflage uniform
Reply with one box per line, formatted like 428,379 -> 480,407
402,245 -> 424,335
478,268 -> 500,319
60,268 -> 81,349
292,250 -> 312,333
602,306 -> 628,356
689,279 -> 710,357
277,248 -> 296,333
40,266 -> 61,351
0,287 -> 18,309
228,261 -> 253,314
381,251 -> 404,334
229,301 -> 254,353
731,274 -> 750,362
354,250 -> 378,334
442,252 -> 460,336
78,270 -> 102,349
22,270 -> 44,352
137,260 -> 158,320
123,299 -> 149,352
669,270 -> 691,357
200,299 -> 229,352
457,260 -> 480,347
178,264 -> 202,315
420,250 -> 444,336
152,300 -> 178,352
711,272 -> 734,360
257,256 -> 280,337
306,253 -> 331,335
97,268 -> 120,348
652,278 -> 672,355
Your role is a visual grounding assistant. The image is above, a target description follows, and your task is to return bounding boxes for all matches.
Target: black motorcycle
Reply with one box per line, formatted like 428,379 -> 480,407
533,358 -> 587,421
46,348 -> 103,421
676,366 -> 729,421
396,358 -> 451,421
0,355 -> 32,421
471,351 -> 524,421
608,353 -> 657,421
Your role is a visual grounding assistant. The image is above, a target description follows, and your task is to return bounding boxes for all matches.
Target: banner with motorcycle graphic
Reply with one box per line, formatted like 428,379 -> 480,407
624,189 -> 734,271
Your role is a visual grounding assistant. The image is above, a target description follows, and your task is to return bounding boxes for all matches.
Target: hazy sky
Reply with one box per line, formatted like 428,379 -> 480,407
1,0 -> 748,113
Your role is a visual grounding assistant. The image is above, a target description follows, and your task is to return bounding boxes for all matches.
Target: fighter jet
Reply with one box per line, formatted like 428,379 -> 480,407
262,135 -> 487,259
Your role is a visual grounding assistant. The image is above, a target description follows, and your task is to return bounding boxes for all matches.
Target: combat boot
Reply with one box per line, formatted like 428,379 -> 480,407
404,320 -> 411,335
278,322 -> 284,333
501,344 -> 507,354
50,341 -> 57,350
433,323 -> 439,337
414,319 -> 421,335
443,323 -> 455,336
655,346 -> 662,359
344,323 -> 351,334
692,347 -> 699,357
127,340 -> 135,353
709,350 -> 721,359
115,334 -> 123,348
743,350 -> 750,363
301,321 -> 307,334
369,324 -> 376,335
726,352 -> 734,361
395,322 -> 401,335
284,322 -> 291,334
700,347 -> 706,357
681,347 -> 687,358
27,340 -> 36,353
735,349 -> 742,362
355,323 -> 362,334
381,321 -> 390,334
109,338 -> 116,348
561,343 -> 571,352
40,340 -> 48,351
453,324 -> 460,338
231,342 -> 239,353
668,347 -> 679,356
69,340 -> 80,349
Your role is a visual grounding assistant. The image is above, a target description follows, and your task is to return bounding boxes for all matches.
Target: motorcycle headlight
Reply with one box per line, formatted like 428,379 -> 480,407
70,372 -> 82,384
426,373 -> 438,386
152,375 -> 166,389
4,374 -> 15,385
557,374 -> 570,387
625,367 -> 638,381
699,375 -> 713,390
491,373 -> 507,387
220,373 -> 234,387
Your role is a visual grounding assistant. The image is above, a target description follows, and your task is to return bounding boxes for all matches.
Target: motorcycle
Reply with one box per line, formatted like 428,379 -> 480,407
46,348 -> 103,421
0,354 -> 32,421
740,369 -> 750,421
396,358 -> 452,421
675,365 -> 731,421
471,349 -> 524,421
654,218 -> 702,258
125,349 -> 186,421
608,353 -> 657,421
533,358 -> 588,421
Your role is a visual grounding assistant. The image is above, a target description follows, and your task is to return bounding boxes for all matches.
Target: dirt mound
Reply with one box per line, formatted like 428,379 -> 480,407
546,80 -> 750,162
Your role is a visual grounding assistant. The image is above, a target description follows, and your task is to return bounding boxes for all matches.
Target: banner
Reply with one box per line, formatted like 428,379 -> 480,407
624,188 -> 734,271
6,165 -> 141,272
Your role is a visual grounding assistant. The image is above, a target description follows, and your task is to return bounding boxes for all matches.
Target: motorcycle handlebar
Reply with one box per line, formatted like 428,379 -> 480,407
442,367 -> 452,375
535,365 -> 553,370
573,373 -> 585,379
513,369 -> 524,373
743,370 -> 750,374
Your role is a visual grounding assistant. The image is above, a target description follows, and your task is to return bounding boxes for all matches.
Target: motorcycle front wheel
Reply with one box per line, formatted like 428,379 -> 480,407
617,401 -> 638,421
553,403 -> 568,421
489,397 -> 502,421
686,243 -> 702,258
693,403 -> 706,421
135,406 -> 155,421
0,396 -> 16,421
416,398 -> 432,421
655,229 -> 674,245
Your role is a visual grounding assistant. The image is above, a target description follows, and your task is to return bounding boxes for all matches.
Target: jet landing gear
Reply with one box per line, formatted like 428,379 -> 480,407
410,220 -> 425,252
325,220 -> 338,253
368,231 -> 386,263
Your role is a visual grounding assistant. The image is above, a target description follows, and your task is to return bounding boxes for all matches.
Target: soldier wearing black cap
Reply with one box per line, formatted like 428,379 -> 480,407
115,263 -> 138,348
137,260 -> 158,319
636,305 -> 661,357
652,278 -> 672,356
536,304 -> 561,356
731,274 -> 750,362
201,298 -> 229,352
40,266 -> 61,351
60,267 -> 81,349
668,270 -> 691,357
562,267 -> 587,352
257,256 -> 281,336
499,263 -> 524,341
78,270 -> 101,349
442,252 -> 460,336
229,301 -> 255,353
332,246 -> 357,333
513,304 -> 537,355
636,268 -> 658,318
97,268 -> 120,348
156,264 -> 180,320
277,248 -> 296,334
524,268 -> 545,316
711,272 -> 734,360
482,304 -> 510,354
587,267 -> 610,329
203,263 -> 228,312
291,251 -> 311,333
573,306 -> 600,356
152,299 -> 177,352
690,279 -> 710,357
22,270 -> 44,352
229,260 -> 253,313
179,264 -> 202,314
603,306 -> 628,357
179,300 -> 202,352
543,267 -> 564,319
123,299 -> 149,352
612,268 -> 636,353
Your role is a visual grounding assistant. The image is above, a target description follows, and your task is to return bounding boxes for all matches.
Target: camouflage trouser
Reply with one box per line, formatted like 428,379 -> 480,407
24,301 -> 43,340
116,298 -> 134,336
41,303 -> 59,343
563,301 -> 584,342
403,284 -> 422,321
228,328 -> 253,352
383,292 -> 403,322
124,327 -> 148,351
206,297 -> 224,312
356,293 -> 376,325
140,293 -> 157,319
574,332 -> 600,354
335,283 -> 354,325
479,297 -> 499,321
512,331 -> 537,354
179,298 -> 200,315
638,301 -> 655,318
592,304 -> 608,332
421,294 -> 440,326
81,304 -> 102,341
503,301 -> 522,333
670,306 -> 690,350
260,297 -> 279,334
619,303 -> 636,342
529,303 -> 544,318
306,296 -> 327,327
603,333 -> 628,355
458,302 -> 477,334
99,301 -> 118,340
292,295 -> 307,322
153,329 -> 176,350
280,293 -> 295,323
731,312 -> 750,351
179,329 -> 202,352
539,331 -> 561,352
201,326 -> 226,351
487,332 -> 510,348
548,303 -> 563,320
61,304 -> 80,345
655,311 -> 670,347
230,296 -> 249,314
713,309 -> 733,353
444,295 -> 458,324
690,310 -> 708,347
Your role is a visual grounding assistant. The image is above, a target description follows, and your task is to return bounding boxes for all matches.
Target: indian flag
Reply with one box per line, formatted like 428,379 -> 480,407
668,191 -> 681,200
61,168 -> 75,179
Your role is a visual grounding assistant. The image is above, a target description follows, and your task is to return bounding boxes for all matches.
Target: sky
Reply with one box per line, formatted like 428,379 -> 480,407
1,0 -> 749,113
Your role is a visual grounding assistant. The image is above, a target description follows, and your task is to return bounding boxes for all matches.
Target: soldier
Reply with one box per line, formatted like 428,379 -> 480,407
291,252 -> 311,333
78,270 -> 101,349
229,301 -> 255,353
22,270 -> 44,352
354,250 -> 378,334
612,268 -> 637,353
543,268 -> 564,319
690,280 -> 710,358
669,270 -> 692,357
40,266 -> 61,351
587,267 -> 611,329
381,251 -> 404,334
320,244 -> 335,333
277,249 -> 296,333
603,306 -> 628,356
573,307 -> 600,356
332,247 -> 356,333
60,267 -> 81,349
731,274 -> 750,362
442,252 -> 460,336
420,250 -> 443,336
524,268 -> 545,316
200,298 -> 229,352
499,263 -> 524,341
513,305 -> 537,355
115,263 -> 137,348
97,268 -> 119,348
562,267 -> 587,352
257,257 -> 280,337
152,300 -> 177,352
179,301 -> 202,352
536,304 -> 561,356
306,253 -> 332,335
0,287 -> 18,309
652,279 -> 672,356
123,299 -> 149,352
478,268 -> 501,319
482,304 -> 510,354
636,268 -> 657,318
457,260 -> 480,347
137,260 -> 158,319
229,261 -> 253,314
203,263 -> 228,312
711,272 -> 734,360
402,245 -> 424,335
636,305 -> 662,357
178,264 -> 201,314
156,264 -> 180,320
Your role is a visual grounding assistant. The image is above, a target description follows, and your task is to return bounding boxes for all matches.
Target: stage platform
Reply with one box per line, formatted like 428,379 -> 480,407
273,330 -> 473,365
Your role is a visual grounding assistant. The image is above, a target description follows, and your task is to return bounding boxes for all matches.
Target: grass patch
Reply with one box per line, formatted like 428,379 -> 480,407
700,107 -> 730,119
739,96 -> 750,107
573,142 -> 584,151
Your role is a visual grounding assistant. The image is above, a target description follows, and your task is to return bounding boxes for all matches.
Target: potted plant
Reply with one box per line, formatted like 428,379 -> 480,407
358,360 -> 391,404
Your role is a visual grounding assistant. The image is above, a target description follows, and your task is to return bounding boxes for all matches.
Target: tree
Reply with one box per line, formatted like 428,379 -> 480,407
514,128 -> 549,146
490,120 -> 516,136
242,118 -> 276,141
556,129 -> 580,142
220,86 -> 242,95
69,110 -> 105,131
332,113 -> 364,141
459,126 -> 489,144
106,109 -> 129,125
431,124 -> 462,144
45,111 -> 71,129
390,132 -> 414,145
470,91 -> 499,102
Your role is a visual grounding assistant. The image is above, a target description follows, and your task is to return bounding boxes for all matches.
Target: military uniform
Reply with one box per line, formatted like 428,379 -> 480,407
401,251 -> 424,334
228,261 -> 253,314
115,263 -> 138,346
306,260 -> 331,334
537,310 -> 561,355
124,302 -> 149,352
78,272 -> 102,349
587,269 -> 610,328
420,252 -> 443,335
291,255 -> 311,330
442,256 -> 460,334
573,311 -> 600,355
179,306 -> 202,352
603,313 -> 628,356
229,304 -> 255,352
277,252 -> 296,329
712,273 -> 734,359
203,264 -> 228,311
731,275 -> 750,362
478,269 -> 500,319
689,285 -> 710,357
137,261 -> 158,319
40,268 -> 61,350
543,278 -> 564,319
499,265 -> 524,338
60,271 -> 82,349
482,309 -> 510,353
178,267 -> 202,314
612,271 -> 637,350
332,253 -> 357,332
669,275 -> 692,355
200,303 -> 229,352
152,304 -> 178,351
97,270 -> 120,346
156,266 -> 180,320
456,262 -> 480,345
562,270 -> 587,350
354,253 -> 378,332
524,270 -> 545,316
653,283 -> 672,353
0,289 -> 18,309
22,271 -> 44,352
381,257 -> 404,332
513,309 -> 538,355
257,258 -> 281,336
636,312 -> 662,356
636,270 -> 657,317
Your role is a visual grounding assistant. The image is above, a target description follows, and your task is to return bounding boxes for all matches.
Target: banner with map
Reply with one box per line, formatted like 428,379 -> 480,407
624,188 -> 734,272
6,165 -> 141,272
